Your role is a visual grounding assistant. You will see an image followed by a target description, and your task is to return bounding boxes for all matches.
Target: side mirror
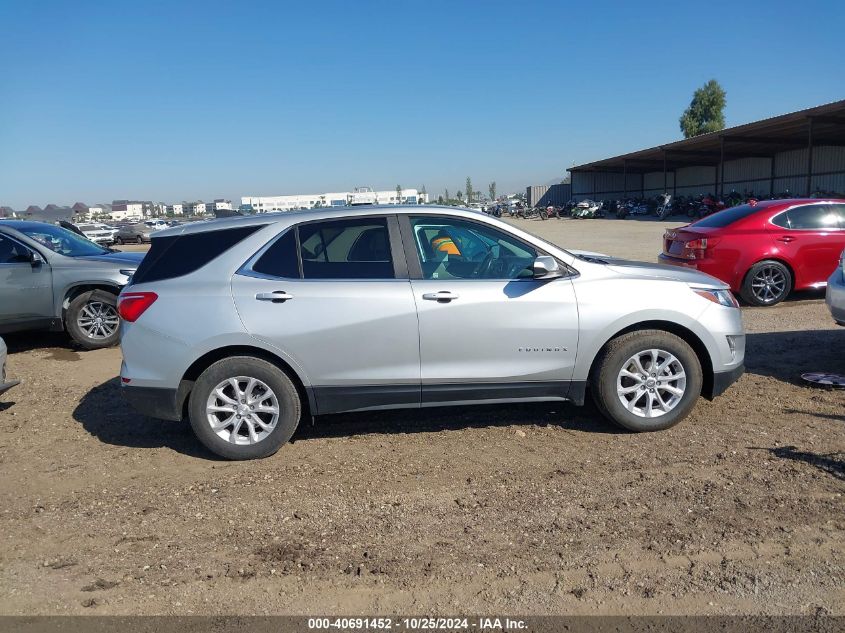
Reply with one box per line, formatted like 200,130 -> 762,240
532,255 -> 564,280
30,251 -> 45,267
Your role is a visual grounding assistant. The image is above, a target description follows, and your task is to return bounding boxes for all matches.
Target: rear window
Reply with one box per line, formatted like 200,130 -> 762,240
692,204 -> 761,228
132,225 -> 264,284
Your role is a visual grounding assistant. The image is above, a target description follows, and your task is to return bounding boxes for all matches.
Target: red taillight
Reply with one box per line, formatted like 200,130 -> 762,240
681,237 -> 719,260
118,292 -> 158,322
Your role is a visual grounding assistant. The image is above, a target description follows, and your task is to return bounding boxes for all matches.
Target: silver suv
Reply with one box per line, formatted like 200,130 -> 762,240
119,206 -> 745,460
0,220 -> 143,349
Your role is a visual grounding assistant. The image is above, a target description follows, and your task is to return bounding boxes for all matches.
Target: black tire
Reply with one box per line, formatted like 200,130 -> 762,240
188,356 -> 301,460
739,260 -> 792,307
135,235 -> 143,244
65,290 -> 121,350
590,330 -> 703,432
115,236 -> 124,245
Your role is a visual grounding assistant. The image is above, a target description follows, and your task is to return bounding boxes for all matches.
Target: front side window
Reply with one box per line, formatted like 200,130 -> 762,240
18,224 -> 107,257
0,234 -> 32,264
409,216 -> 537,280
785,204 -> 842,230
298,217 -> 394,279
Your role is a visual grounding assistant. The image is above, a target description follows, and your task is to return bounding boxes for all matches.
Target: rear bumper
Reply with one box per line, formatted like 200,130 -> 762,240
708,364 -> 745,400
658,253 -> 734,288
121,384 -> 185,421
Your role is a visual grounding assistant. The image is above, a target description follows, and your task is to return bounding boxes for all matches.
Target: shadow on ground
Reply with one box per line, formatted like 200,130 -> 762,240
745,329 -> 845,385
73,377 -> 620,458
751,445 -> 844,481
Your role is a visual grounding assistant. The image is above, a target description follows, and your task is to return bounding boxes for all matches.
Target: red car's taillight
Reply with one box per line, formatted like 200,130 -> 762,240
118,292 -> 158,322
681,237 -> 719,260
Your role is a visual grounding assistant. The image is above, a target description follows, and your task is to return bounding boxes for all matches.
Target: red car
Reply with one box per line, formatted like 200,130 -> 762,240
659,199 -> 845,306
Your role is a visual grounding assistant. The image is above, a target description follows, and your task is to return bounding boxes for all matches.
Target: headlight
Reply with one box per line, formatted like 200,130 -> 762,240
692,287 -> 740,308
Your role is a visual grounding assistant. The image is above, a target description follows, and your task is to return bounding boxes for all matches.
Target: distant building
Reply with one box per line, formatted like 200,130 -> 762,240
88,203 -> 113,219
166,203 -> 185,216
241,187 -> 427,212
111,201 -> 145,221
0,206 -> 17,218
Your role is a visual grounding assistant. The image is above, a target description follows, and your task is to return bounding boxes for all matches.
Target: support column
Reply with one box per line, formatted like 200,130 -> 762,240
663,150 -> 667,193
623,160 -> 628,199
806,117 -> 814,196
719,136 -> 725,198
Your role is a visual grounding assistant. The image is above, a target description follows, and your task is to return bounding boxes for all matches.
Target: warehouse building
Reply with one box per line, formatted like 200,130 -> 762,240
568,100 -> 845,201
526,183 -> 572,207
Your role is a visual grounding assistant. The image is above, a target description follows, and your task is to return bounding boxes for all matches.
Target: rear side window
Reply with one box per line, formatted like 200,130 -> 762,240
298,218 -> 394,279
132,225 -> 264,284
252,229 -> 299,278
693,204 -> 761,228
785,204 -> 842,230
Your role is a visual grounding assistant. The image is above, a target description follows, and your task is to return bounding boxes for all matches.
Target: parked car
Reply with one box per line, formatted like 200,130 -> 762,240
115,222 -> 155,244
826,248 -> 845,325
659,199 -> 845,306
0,220 -> 144,349
75,222 -> 118,246
119,206 -> 745,460
0,336 -> 19,397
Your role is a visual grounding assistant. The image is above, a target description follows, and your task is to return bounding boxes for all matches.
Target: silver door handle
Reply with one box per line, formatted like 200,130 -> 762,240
256,291 -> 294,303
422,291 -> 459,302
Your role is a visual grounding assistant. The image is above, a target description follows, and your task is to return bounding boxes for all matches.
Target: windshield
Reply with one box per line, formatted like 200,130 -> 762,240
19,224 -> 110,257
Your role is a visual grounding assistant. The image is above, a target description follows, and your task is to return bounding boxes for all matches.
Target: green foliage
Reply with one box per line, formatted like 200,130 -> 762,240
680,80 -> 726,138
465,177 -> 472,203
488,181 -> 496,201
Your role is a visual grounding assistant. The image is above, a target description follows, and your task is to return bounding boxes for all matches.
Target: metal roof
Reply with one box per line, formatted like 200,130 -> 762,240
569,100 -> 845,174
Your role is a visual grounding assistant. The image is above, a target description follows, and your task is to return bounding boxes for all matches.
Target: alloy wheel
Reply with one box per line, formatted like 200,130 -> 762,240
205,376 -> 280,445
76,301 -> 119,339
751,266 -> 787,304
616,349 -> 687,418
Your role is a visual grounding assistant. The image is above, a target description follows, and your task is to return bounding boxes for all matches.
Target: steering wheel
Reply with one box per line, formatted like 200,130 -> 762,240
475,251 -> 495,278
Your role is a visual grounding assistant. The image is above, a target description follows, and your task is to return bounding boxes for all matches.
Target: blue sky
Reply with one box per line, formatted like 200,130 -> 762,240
1,0 -> 843,208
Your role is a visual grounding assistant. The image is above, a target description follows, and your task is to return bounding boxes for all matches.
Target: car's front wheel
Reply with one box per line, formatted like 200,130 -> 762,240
66,290 -> 121,349
740,260 -> 792,306
188,357 -> 302,460
591,330 -> 703,432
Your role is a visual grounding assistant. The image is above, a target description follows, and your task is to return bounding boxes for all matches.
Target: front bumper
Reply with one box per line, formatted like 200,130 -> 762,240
708,364 -> 745,399
826,270 -> 845,325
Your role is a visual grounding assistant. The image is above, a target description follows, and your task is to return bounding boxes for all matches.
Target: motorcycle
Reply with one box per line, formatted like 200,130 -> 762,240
571,199 -> 605,219
656,193 -> 673,220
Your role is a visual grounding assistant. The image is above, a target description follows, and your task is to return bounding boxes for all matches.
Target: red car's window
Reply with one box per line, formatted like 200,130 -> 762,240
785,204 -> 843,230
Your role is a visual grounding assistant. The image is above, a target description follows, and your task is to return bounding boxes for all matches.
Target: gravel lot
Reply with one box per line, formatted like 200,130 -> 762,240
0,217 -> 842,615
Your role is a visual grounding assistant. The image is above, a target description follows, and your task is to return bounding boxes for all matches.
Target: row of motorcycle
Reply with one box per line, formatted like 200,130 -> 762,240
512,188 -> 810,221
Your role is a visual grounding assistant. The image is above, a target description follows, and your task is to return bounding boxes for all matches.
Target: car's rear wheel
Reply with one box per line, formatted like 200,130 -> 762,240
740,260 -> 792,306
188,357 -> 301,460
135,235 -> 143,244
115,236 -> 124,245
66,290 -> 121,349
591,330 -> 702,432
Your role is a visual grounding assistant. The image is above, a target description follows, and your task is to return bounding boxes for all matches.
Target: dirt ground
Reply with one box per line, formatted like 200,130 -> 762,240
0,217 -> 842,616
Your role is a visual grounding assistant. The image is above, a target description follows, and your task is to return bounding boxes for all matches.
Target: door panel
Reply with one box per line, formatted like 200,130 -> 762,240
412,278 -> 579,395
232,277 -> 421,390
0,235 -> 53,326
770,204 -> 845,287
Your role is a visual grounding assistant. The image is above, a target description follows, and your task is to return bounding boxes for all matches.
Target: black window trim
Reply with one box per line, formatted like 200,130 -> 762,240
768,203 -> 845,231
238,214 -> 408,282
397,213 -> 571,281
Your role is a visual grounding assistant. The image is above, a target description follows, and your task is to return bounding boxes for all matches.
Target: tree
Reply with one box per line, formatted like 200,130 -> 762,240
445,188 -> 450,201
679,80 -> 726,138
456,190 -> 463,201
396,184 -> 402,204
488,181 -> 496,201
465,177 -> 472,203
437,195 -> 444,204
